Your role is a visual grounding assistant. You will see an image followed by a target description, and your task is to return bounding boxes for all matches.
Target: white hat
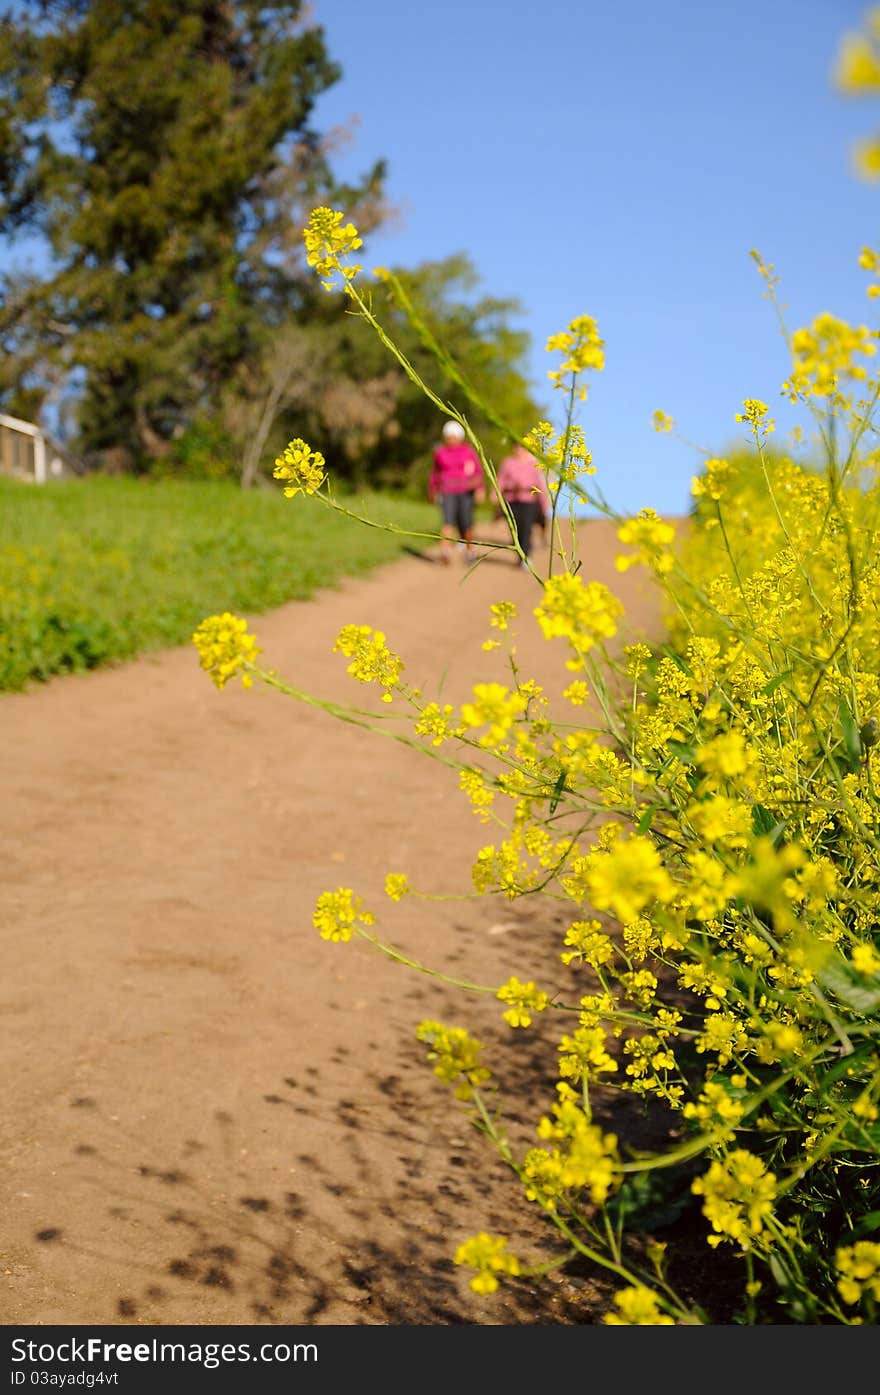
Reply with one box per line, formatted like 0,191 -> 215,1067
442,420 -> 465,441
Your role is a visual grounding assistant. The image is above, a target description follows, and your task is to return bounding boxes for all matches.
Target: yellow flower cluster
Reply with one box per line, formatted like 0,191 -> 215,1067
312,887 -> 375,943
782,313 -> 877,400
524,1086 -> 621,1206
735,399 -> 775,436
302,206 -> 363,289
533,574 -> 622,659
572,830 -> 676,926
522,420 -> 595,484
416,1020 -> 492,1101
453,1233 -> 521,1295
615,508 -> 677,575
414,701 -> 461,746
834,8 -> 880,177
459,682 -> 527,748
333,624 -> 403,701
496,975 -> 550,1028
191,611 -> 261,689
546,314 -> 605,399
384,873 -> 410,901
603,1286 -> 675,1325
691,456 -> 731,503
691,1150 -> 778,1250
836,1241 -> 880,1305
273,438 -> 327,496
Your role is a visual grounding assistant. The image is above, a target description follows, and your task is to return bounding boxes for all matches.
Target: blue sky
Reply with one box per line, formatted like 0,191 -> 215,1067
308,0 -> 880,517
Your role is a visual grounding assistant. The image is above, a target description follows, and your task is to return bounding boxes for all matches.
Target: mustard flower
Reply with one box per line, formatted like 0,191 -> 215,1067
384,873 -> 410,901
496,976 -> 550,1028
416,1021 -> 492,1101
533,1089 -> 621,1202
313,887 -> 375,943
782,314 -> 877,400
563,679 -> 591,705
731,836 -> 806,933
453,1233 -> 521,1295
693,1012 -> 749,1068
459,682 -> 527,748
691,1150 -> 778,1250
836,1240 -> 880,1305
691,456 -> 732,503
273,438 -> 326,496
546,314 -> 605,399
414,701 -> 461,746
579,833 -> 676,926
303,205 -> 363,289
333,624 -> 403,701
652,410 -> 674,433
488,601 -> 518,631
557,1023 -> 619,1085
615,508 -> 677,574
695,730 -> 754,780
560,918 -> 615,969
682,1081 -> 746,1140
852,943 -> 880,975
459,768 -> 495,818
192,611 -> 261,690
604,1286 -> 675,1325
834,15 -> 880,94
534,574 -> 622,654
735,399 -> 775,436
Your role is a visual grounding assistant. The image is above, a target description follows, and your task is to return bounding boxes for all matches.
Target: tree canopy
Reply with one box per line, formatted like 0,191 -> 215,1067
0,1 -> 543,487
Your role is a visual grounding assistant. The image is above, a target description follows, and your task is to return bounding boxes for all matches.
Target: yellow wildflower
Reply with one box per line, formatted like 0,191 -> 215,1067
192,611 -> 261,690
273,438 -> 326,496
496,976 -> 550,1028
384,873 -> 410,901
836,1240 -> 880,1305
604,1286 -> 675,1325
454,1233 -> 521,1295
303,206 -> 363,289
416,1021 -> 492,1101
333,624 -> 403,701
313,887 -> 375,943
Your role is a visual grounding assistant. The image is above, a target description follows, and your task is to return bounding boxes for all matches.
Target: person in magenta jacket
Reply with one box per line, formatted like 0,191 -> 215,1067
494,442 -> 551,565
428,420 -> 486,565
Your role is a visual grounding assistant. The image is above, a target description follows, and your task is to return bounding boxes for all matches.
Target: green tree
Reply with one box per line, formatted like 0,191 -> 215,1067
273,252 -> 547,493
0,0 -> 386,470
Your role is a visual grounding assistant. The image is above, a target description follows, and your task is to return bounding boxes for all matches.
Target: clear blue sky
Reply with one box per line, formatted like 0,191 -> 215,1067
308,0 -> 879,517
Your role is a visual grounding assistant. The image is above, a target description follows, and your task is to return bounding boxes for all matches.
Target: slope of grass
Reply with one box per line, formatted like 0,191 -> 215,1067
0,476 -> 438,691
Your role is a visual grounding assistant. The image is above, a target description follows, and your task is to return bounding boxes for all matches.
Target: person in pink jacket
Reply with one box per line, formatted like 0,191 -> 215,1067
428,420 -> 486,564
494,442 -> 551,565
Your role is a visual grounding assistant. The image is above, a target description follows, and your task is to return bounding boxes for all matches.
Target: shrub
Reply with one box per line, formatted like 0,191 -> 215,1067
193,210 -> 880,1325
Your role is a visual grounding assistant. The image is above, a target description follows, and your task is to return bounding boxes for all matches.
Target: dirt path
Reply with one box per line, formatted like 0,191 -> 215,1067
1,518 -> 668,1327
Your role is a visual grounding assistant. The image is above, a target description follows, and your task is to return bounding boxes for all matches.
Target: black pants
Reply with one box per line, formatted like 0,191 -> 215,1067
507,500 -> 541,557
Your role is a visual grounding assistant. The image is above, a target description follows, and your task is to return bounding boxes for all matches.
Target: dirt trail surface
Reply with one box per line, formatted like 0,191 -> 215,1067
1,519 -> 668,1327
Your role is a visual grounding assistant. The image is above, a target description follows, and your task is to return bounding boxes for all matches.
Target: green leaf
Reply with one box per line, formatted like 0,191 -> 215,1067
838,700 -> 862,769
850,1211 -> 880,1239
548,768 -> 568,815
637,805 -> 656,834
818,959 -> 880,1016
666,738 -> 696,764
761,670 -> 793,697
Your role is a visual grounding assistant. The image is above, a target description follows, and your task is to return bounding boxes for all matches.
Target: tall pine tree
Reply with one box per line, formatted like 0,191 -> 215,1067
0,1 -> 386,469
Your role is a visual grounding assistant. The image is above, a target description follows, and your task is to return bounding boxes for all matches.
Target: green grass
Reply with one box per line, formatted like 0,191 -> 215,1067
0,475 -> 438,692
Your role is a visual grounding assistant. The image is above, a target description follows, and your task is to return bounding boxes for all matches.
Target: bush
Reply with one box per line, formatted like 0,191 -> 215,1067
192,209 -> 880,1325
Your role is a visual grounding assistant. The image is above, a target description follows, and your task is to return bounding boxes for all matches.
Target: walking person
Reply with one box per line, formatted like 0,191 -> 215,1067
428,420 -> 486,565
494,442 -> 550,566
